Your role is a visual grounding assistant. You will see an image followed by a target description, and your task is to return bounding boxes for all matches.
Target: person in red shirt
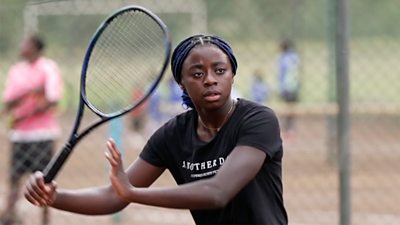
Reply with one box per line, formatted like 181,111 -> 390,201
1,34 -> 63,225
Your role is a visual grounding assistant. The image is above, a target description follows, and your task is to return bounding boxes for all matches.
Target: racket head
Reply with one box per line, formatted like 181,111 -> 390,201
81,5 -> 171,118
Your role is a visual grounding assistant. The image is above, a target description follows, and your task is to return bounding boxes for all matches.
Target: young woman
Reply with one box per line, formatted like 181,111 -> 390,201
24,34 -> 288,225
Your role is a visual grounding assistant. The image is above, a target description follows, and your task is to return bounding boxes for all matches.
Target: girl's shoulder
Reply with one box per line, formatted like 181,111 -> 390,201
160,109 -> 196,132
236,98 -> 276,117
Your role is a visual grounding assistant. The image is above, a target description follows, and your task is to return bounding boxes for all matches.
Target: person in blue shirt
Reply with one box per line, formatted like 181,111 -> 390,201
277,39 -> 300,137
251,69 -> 269,104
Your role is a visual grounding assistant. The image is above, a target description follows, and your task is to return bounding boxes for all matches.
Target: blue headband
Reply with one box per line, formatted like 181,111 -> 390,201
171,34 -> 238,83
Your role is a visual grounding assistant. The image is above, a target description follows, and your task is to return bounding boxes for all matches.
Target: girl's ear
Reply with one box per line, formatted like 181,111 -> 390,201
179,84 -> 185,90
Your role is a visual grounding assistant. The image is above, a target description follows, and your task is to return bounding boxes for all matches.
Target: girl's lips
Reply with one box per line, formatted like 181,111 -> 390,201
204,93 -> 221,101
203,90 -> 221,101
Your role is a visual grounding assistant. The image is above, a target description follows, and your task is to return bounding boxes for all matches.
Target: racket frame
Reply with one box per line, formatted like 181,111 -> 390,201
43,5 -> 171,183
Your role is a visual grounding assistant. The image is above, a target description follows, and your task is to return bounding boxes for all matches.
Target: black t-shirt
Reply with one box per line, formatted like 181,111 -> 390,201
140,98 -> 288,225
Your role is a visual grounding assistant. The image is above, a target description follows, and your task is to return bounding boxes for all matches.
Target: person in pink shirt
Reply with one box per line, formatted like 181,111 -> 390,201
1,34 -> 63,225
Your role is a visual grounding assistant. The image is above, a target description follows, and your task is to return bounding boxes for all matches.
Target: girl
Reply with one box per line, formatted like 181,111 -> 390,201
24,34 -> 288,225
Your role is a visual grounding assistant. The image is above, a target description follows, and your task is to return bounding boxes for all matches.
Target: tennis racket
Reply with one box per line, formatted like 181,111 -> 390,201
43,5 -> 171,183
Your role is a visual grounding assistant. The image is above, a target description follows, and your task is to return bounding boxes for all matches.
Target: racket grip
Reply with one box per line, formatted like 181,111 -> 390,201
43,144 -> 72,183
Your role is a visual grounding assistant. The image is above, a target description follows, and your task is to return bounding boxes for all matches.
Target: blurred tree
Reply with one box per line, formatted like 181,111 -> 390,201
0,0 -> 26,53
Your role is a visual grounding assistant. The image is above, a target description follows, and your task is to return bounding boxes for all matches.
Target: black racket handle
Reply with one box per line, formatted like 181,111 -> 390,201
43,144 -> 73,183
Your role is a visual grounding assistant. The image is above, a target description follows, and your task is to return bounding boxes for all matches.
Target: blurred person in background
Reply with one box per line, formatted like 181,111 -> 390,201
250,69 -> 269,104
24,34 -> 287,225
146,89 -> 163,134
1,34 -> 63,225
277,39 -> 301,139
163,76 -> 185,119
129,88 -> 149,134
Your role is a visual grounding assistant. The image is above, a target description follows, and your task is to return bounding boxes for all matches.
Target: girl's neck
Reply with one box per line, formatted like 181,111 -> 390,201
198,98 -> 236,132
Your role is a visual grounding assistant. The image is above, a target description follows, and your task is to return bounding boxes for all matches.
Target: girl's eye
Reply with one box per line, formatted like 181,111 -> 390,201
216,68 -> 226,74
193,72 -> 203,78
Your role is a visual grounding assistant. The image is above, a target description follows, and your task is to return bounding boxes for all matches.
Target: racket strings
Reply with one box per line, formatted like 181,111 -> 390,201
112,12 -> 164,81
120,13 -> 164,80
85,10 -> 166,115
89,12 -> 162,108
90,15 -> 149,96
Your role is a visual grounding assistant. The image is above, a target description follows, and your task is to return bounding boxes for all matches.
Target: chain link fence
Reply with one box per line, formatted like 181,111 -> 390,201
0,0 -> 399,224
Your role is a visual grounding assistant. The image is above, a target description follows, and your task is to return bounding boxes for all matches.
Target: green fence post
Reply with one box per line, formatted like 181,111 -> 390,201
335,0 -> 352,224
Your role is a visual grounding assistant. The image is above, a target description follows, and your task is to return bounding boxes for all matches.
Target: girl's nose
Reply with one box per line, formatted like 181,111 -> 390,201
203,71 -> 217,86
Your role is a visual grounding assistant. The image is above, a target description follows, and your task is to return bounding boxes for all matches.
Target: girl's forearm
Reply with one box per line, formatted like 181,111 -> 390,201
52,185 -> 128,215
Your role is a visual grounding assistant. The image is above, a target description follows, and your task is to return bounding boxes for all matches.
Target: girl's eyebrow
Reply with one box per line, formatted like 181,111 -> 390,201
188,63 -> 204,70
188,61 -> 227,70
212,61 -> 228,67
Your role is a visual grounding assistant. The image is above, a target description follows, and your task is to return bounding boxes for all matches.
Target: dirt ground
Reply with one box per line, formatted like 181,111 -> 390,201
0,112 -> 399,225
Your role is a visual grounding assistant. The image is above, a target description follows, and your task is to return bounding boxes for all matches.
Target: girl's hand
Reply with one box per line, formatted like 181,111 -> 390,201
24,171 -> 57,207
105,138 -> 134,201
